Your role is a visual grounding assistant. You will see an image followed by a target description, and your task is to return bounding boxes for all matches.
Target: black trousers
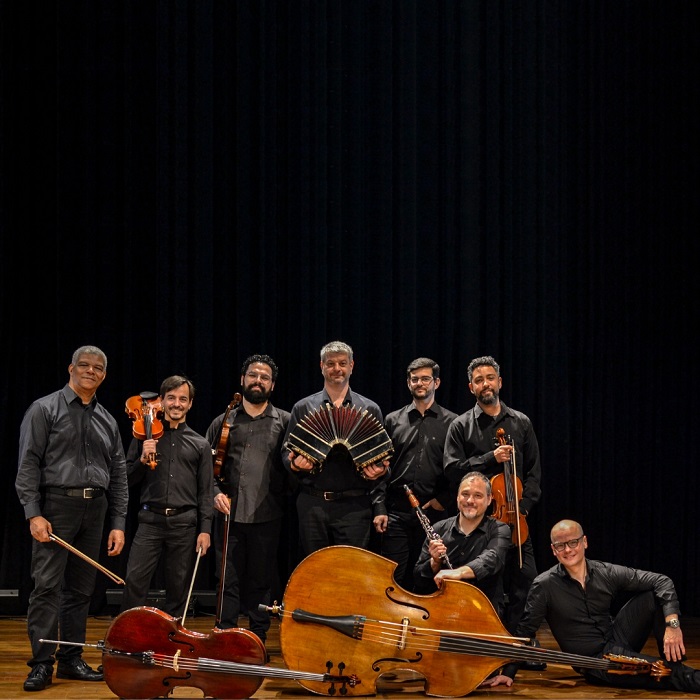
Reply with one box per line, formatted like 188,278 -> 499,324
120,508 -> 197,618
503,536 -> 538,635
296,491 -> 371,557
583,591 -> 700,693
213,515 -> 282,643
26,492 -> 108,668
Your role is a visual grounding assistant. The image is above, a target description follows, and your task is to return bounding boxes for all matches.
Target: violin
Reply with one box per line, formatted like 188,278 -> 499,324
100,606 -> 359,699
125,392 -> 164,469
267,545 -> 670,698
212,393 -> 242,483
490,427 -> 528,564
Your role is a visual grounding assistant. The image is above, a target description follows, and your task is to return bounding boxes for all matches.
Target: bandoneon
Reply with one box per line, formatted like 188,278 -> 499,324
286,404 -> 393,474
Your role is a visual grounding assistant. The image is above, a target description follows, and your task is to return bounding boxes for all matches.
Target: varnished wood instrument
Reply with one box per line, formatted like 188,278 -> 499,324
490,427 -> 528,567
266,545 -> 670,697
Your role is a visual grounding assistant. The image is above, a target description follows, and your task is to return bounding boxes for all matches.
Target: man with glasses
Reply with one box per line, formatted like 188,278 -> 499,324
16,345 -> 128,691
371,357 -> 457,591
205,355 -> 291,651
481,519 -> 700,694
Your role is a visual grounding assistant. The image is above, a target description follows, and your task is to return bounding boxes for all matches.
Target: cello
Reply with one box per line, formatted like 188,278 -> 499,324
266,546 -> 670,698
43,606 -> 359,699
490,426 -> 528,567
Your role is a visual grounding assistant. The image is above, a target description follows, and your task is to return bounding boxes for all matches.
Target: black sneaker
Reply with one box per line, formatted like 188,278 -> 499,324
23,664 -> 53,692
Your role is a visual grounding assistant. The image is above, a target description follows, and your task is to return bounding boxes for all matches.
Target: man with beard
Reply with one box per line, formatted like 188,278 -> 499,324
413,471 -> 510,613
120,376 -> 214,618
205,355 -> 290,648
371,357 -> 457,592
443,356 -> 543,670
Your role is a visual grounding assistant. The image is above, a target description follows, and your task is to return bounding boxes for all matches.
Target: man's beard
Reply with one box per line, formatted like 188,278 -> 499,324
243,386 -> 271,404
479,390 -> 499,406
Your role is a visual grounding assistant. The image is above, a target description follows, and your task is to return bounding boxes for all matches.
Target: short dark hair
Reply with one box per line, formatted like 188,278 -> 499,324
467,356 -> 500,383
241,354 -> 279,381
406,357 -> 440,379
160,375 -> 195,399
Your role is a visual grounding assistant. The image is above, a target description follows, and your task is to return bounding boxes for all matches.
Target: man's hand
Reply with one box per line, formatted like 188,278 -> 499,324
289,451 -> 315,472
362,459 -> 390,481
29,516 -> 51,542
107,529 -> 125,556
478,674 -> 514,688
373,514 -> 388,533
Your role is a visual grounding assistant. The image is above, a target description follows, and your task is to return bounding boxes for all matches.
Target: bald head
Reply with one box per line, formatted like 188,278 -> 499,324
550,519 -> 584,543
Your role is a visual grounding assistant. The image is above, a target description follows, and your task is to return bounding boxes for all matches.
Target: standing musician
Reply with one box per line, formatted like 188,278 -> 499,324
413,471 -> 510,614
120,375 -> 213,618
204,354 -> 291,650
482,519 -> 700,694
371,357 -> 457,592
15,345 -> 128,692
282,341 -> 390,557
443,355 -> 542,660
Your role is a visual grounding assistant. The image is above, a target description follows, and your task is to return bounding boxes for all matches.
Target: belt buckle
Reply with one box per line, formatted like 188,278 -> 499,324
322,491 -> 335,501
82,488 -> 94,498
164,507 -> 177,516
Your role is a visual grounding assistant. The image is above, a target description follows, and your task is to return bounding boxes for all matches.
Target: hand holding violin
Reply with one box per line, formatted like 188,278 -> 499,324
494,442 -> 514,464
139,438 -> 159,465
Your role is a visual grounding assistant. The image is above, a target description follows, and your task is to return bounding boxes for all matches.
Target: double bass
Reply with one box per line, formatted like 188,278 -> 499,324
267,546 -> 670,697
490,426 -> 528,567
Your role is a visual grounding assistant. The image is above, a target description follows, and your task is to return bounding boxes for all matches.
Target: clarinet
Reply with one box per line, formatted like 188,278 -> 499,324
403,485 -> 453,569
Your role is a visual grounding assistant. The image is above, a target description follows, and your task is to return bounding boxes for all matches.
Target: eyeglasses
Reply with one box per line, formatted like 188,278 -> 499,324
551,535 -> 585,552
246,371 -> 272,383
409,376 -> 434,385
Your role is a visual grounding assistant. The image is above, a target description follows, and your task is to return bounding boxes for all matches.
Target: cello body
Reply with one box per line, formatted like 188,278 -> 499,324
279,546 -> 508,697
102,606 -> 266,699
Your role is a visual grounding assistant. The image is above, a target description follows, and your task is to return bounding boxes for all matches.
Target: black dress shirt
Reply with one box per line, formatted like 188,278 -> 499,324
16,384 -> 128,528
126,422 -> 214,534
515,558 -> 682,657
443,401 -> 541,516
413,513 -> 511,609
205,403 -> 291,523
282,388 -> 388,492
371,401 -> 457,515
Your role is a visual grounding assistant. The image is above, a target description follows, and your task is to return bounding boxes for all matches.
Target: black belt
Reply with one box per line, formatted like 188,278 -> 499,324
46,486 -> 104,499
301,487 -> 368,501
142,504 -> 194,516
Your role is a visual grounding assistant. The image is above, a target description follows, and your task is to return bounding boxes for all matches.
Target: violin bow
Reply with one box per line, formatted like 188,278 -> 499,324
49,534 -> 125,585
181,546 -> 203,628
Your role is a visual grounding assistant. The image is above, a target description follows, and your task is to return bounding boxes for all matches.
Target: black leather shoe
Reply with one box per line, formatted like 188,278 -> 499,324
56,657 -> 103,681
519,660 -> 547,671
23,664 -> 53,692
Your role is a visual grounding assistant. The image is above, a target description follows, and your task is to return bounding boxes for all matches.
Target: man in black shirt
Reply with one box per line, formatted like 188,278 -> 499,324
414,471 -> 510,613
205,354 -> 291,647
482,519 -> 700,694
283,341 -> 390,556
16,345 -> 128,692
444,355 -> 541,637
371,357 -> 457,592
120,375 -> 213,618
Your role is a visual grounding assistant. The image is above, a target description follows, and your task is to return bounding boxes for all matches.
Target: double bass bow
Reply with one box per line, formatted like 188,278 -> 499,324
211,393 -> 242,625
266,545 -> 670,698
490,426 -> 528,567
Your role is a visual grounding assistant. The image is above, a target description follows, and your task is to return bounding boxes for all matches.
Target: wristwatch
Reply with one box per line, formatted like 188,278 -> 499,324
666,618 -> 680,629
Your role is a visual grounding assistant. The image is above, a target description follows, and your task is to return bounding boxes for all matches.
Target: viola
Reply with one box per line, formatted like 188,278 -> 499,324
490,427 -> 528,564
212,393 -> 242,483
125,392 -> 164,469
101,606 -> 359,699
268,546 -> 670,698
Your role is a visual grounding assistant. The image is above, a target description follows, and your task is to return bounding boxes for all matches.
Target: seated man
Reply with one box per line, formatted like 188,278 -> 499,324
481,519 -> 700,694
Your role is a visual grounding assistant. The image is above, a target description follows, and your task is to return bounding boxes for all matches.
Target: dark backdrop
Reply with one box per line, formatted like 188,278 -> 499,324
2,1 -> 698,614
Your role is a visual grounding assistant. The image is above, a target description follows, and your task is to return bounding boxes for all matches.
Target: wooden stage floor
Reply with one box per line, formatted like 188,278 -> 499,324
1,612 -> 699,699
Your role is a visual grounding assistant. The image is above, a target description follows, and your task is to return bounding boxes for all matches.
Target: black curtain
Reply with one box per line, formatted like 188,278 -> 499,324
2,1 -> 698,613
